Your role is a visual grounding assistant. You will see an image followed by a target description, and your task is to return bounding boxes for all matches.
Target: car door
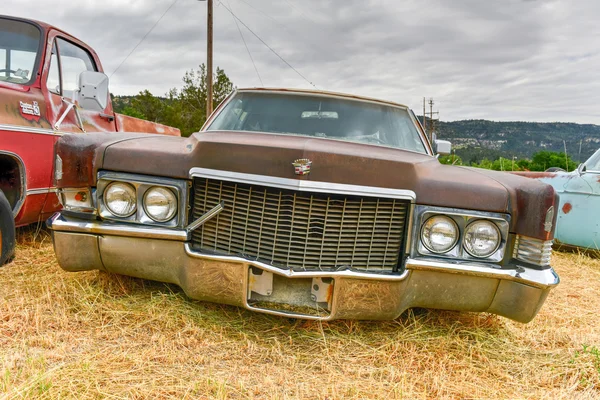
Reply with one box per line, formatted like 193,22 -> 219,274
44,33 -> 117,133
552,152 -> 600,250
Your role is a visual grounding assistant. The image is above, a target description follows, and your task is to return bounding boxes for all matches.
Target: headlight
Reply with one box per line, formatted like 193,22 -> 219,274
421,215 -> 459,253
104,182 -> 136,217
463,220 -> 501,258
143,186 -> 177,222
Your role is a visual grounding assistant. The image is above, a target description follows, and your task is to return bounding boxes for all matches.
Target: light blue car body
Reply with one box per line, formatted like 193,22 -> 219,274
534,149 -> 600,251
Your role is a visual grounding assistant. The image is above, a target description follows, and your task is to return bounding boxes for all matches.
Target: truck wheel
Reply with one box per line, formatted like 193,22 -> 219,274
0,190 -> 15,265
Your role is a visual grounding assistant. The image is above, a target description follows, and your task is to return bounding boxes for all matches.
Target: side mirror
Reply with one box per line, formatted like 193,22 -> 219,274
76,71 -> 109,112
435,140 -> 452,156
577,163 -> 587,175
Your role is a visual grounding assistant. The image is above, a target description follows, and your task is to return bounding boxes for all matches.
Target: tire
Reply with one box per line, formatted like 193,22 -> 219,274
0,190 -> 15,266
545,167 -> 565,172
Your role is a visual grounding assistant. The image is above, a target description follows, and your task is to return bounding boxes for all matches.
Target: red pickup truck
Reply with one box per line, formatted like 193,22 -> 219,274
0,15 -> 180,264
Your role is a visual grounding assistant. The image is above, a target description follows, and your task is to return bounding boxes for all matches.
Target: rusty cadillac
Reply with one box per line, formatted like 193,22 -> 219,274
48,88 -> 560,322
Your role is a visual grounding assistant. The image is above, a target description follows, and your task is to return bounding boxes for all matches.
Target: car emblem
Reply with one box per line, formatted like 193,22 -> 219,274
292,159 -> 312,176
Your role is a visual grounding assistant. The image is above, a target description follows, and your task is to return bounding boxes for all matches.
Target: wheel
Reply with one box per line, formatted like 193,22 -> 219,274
0,190 -> 15,265
545,167 -> 565,172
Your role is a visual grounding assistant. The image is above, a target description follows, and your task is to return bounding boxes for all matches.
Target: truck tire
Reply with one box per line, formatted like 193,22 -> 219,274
0,190 -> 15,265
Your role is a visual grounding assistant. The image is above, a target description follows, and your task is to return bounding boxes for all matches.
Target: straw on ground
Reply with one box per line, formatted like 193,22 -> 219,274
0,227 -> 599,399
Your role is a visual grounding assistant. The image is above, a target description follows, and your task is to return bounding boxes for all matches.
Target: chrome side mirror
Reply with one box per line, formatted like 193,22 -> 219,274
76,71 -> 109,112
577,163 -> 587,175
435,140 -> 452,156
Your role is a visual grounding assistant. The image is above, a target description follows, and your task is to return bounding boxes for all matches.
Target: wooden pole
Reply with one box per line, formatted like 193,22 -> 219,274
207,0 -> 214,117
423,97 -> 427,137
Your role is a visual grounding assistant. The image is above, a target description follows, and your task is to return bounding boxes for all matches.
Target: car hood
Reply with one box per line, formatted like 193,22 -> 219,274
57,131 -> 557,239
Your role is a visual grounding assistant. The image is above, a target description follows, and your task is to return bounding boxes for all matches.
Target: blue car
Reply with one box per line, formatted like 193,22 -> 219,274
518,149 -> 600,253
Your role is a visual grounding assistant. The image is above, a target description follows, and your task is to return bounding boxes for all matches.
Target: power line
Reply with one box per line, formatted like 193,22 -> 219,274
227,0 -> 263,86
109,0 -> 179,78
218,1 -> 317,89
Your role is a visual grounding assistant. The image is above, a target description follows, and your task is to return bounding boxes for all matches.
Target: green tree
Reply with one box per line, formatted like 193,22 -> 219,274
113,64 -> 234,137
529,151 -> 578,172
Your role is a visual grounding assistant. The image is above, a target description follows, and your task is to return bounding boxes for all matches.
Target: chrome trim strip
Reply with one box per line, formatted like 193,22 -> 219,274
186,202 -> 224,234
47,213 -> 188,241
26,187 -> 58,196
0,151 -> 27,217
184,243 -> 410,281
189,168 -> 416,201
0,123 -> 67,136
406,258 -> 559,289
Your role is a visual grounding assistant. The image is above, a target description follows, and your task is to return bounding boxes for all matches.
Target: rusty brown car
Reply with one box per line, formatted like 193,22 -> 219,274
48,88 -> 559,322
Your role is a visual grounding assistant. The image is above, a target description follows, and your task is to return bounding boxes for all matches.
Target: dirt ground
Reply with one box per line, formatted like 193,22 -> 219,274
0,229 -> 599,399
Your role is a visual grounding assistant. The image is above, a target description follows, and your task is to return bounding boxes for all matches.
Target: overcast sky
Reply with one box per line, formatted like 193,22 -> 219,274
7,0 -> 600,123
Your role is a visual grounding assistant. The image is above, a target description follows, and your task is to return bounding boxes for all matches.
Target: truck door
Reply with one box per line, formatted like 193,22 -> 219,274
44,34 -> 117,133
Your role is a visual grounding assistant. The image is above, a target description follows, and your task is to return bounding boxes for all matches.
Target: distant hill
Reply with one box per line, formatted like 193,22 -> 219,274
428,119 -> 600,164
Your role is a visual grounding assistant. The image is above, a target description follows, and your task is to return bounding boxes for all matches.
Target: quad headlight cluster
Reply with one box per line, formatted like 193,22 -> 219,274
103,182 -> 177,222
415,206 -> 509,262
96,172 -> 188,228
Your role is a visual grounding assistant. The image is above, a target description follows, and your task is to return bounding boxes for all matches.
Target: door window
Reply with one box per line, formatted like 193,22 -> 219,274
46,42 -> 60,94
46,37 -> 97,99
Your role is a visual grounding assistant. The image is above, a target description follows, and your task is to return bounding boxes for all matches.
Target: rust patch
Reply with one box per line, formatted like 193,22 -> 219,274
562,202 -> 572,214
326,281 -> 334,304
511,171 -> 557,179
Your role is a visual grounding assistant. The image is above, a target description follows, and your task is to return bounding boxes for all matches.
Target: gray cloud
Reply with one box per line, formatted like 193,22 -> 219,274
5,0 -> 600,123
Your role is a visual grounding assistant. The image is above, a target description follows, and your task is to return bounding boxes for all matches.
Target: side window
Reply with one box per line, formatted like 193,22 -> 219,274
46,38 -> 97,99
46,42 -> 60,94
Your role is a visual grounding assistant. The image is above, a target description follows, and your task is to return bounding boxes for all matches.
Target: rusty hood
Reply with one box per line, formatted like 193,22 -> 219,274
56,131 -> 557,239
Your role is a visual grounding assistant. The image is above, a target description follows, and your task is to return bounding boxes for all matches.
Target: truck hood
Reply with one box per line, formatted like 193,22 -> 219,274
56,131 -> 557,239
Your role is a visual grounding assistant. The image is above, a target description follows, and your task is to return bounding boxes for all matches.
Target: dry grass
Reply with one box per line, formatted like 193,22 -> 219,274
0,227 -> 599,399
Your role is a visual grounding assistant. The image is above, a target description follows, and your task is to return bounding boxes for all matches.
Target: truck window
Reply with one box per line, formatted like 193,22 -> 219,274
46,42 -> 60,94
0,18 -> 41,85
55,38 -> 97,99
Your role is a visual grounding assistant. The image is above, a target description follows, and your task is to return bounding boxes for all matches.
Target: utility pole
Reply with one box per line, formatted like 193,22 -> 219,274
425,98 -> 439,143
206,0 -> 214,117
422,97 -> 427,136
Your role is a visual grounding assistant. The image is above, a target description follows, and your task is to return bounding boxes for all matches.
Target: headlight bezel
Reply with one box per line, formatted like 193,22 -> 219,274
413,206 -> 510,263
96,171 -> 189,228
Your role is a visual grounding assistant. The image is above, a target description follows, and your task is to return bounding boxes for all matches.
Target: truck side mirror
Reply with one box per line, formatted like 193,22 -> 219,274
435,140 -> 452,156
76,71 -> 109,112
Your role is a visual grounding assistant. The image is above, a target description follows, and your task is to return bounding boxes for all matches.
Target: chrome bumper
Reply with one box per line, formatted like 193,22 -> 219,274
47,213 -> 559,322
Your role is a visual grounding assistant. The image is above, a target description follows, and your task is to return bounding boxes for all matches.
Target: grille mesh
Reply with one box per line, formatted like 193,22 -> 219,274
190,177 -> 410,272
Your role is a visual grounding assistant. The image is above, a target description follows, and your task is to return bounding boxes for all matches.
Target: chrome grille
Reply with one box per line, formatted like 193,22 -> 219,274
190,178 -> 410,272
513,235 -> 553,266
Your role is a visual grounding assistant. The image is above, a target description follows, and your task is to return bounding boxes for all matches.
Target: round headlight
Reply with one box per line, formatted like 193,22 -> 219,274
463,220 -> 501,258
104,182 -> 136,217
421,215 -> 459,254
143,186 -> 177,222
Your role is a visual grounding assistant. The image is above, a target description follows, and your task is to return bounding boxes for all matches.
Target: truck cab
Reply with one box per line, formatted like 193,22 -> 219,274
0,15 -> 179,264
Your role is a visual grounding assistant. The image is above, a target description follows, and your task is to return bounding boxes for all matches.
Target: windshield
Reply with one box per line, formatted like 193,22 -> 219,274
0,18 -> 41,85
584,149 -> 600,172
207,92 -> 427,153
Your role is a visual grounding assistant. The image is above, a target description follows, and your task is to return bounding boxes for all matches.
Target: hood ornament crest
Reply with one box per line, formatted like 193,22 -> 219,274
292,159 -> 312,176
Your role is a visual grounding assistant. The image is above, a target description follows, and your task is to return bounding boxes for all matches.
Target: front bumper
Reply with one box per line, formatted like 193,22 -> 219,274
47,213 -> 559,322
